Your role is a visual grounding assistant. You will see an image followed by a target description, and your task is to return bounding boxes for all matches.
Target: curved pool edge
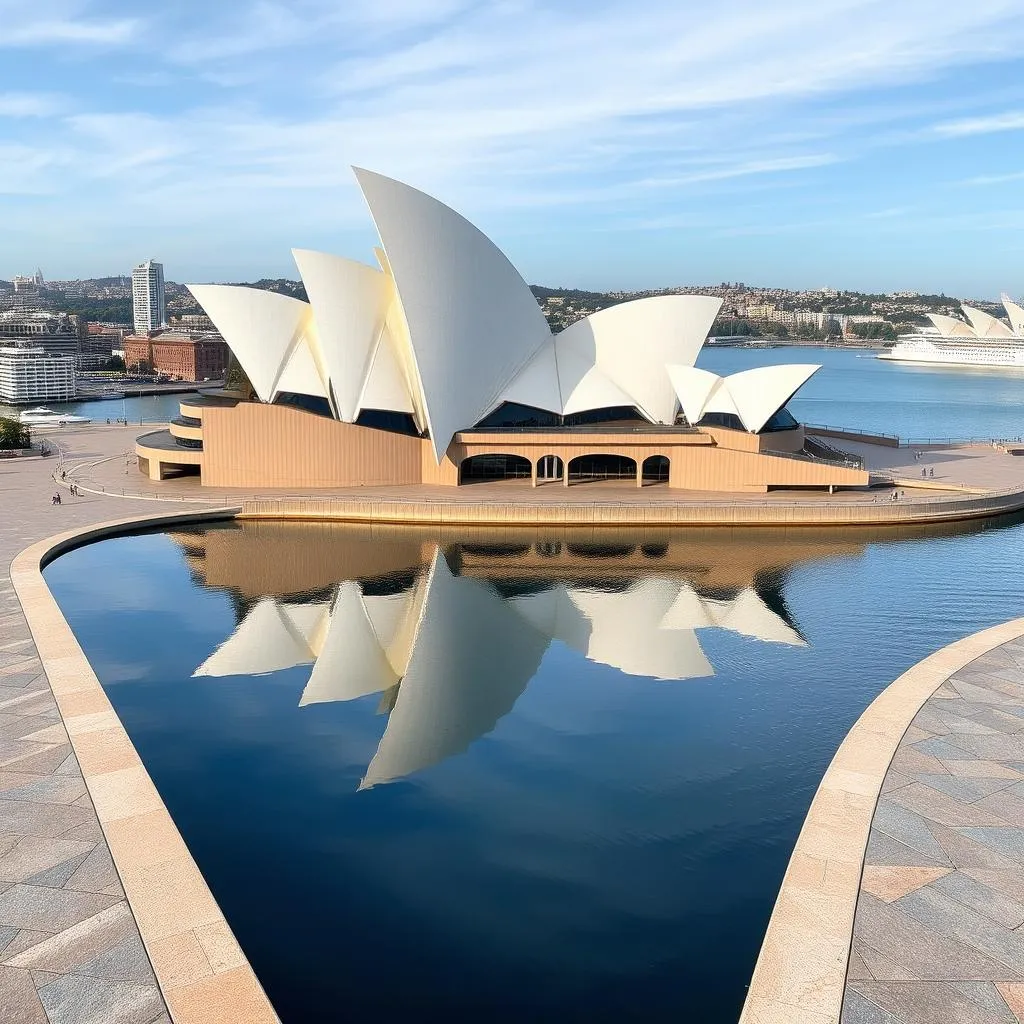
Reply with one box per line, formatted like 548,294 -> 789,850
7,507 -> 286,1024
738,612 -> 1024,1024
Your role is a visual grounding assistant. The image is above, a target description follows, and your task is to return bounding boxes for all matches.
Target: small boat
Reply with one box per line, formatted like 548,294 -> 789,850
18,407 -> 92,426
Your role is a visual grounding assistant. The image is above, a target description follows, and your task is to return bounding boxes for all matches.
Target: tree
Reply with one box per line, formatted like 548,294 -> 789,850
104,355 -> 126,372
0,417 -> 31,450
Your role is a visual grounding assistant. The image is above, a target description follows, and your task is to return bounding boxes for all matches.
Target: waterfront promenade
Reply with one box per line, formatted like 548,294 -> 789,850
50,422 -> 1024,528
741,617 -> 1024,1024
8,422 -> 1024,1022
0,432 -> 274,1024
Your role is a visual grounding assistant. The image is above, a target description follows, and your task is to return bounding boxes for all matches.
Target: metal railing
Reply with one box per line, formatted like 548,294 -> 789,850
804,421 -> 1024,448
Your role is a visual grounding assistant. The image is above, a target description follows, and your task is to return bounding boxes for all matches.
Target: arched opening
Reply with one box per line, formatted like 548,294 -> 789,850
536,454 -> 564,482
642,455 -> 670,484
567,453 -> 637,484
459,453 -> 532,484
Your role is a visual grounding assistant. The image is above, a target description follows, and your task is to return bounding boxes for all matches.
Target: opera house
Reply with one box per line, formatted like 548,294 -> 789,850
138,168 -> 868,494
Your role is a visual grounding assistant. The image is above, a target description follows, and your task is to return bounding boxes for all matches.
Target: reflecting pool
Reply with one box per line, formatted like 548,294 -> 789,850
44,516 -> 1024,1022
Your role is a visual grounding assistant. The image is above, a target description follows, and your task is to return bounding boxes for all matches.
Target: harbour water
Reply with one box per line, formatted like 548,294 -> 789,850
39,348 -> 1024,1023
7,346 -> 1024,442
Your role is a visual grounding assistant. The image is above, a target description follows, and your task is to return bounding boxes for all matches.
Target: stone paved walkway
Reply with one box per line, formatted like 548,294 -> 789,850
0,433 -> 205,1023
842,641 -> 1024,1023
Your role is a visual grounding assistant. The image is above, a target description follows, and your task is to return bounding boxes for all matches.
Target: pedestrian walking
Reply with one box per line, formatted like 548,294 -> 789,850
922,468 -> 927,478
929,467 -> 934,478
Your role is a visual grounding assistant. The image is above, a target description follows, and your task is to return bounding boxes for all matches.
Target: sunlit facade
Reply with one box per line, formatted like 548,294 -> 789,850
137,168 -> 862,494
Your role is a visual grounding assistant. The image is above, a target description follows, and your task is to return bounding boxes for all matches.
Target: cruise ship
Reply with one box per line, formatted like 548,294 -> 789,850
881,294 -> 1024,368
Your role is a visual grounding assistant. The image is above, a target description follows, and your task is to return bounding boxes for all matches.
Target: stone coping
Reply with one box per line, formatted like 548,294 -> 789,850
237,487 -> 1024,527
739,613 -> 1024,1024
10,508 -> 279,1024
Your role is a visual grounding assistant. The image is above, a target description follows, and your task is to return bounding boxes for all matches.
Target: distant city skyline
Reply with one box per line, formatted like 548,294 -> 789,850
3,2 -> 1024,294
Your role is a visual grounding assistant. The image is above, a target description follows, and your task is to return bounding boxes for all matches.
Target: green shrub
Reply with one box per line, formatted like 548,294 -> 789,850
0,416 -> 31,450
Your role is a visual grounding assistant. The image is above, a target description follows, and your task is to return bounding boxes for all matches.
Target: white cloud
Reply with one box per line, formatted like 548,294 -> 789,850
9,0 -> 1024,283
960,169 -> 1024,186
636,155 -> 841,188
932,111 -> 1024,137
0,92 -> 67,117
1,18 -> 137,47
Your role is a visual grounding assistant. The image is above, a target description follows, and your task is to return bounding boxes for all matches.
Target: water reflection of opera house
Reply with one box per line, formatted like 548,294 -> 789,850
172,524 -> 871,789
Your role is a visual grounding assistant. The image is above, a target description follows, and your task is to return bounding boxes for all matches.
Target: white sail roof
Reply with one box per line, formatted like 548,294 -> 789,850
927,313 -> 976,338
353,168 -> 552,460
554,296 -> 722,423
963,305 -> 1014,339
666,366 -> 722,427
1002,294 -> 1024,335
273,336 -> 329,401
291,249 -> 394,421
191,168 -> 730,450
722,364 -> 820,433
667,363 -> 819,434
186,285 -> 312,402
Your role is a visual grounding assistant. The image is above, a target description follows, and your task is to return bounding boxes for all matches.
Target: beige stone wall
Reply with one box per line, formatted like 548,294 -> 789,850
200,403 -> 425,488
155,401 -> 870,493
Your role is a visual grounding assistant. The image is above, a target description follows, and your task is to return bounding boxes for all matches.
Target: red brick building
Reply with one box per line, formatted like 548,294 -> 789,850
124,331 -> 228,381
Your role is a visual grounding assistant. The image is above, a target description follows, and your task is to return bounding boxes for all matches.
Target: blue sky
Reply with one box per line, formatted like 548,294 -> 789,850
3,0 -> 1024,295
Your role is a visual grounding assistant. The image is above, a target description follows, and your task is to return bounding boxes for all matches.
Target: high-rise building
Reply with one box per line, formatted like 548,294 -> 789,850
132,259 -> 166,334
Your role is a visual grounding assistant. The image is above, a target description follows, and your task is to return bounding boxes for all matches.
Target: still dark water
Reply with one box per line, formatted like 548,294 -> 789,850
41,349 -> 1024,1022
44,516 -> 1024,1023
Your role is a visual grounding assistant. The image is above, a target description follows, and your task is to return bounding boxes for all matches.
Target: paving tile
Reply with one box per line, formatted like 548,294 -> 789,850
890,745 -> 950,775
848,948 -> 873,981
898,886 -> 1024,975
0,930 -> 50,960
960,828 -> 1024,866
0,772 -> 87,806
5,903 -> 136,975
37,973 -> 164,1024
0,963 -> 47,1024
953,734 -> 1024,761
943,759 -> 1024,781
4,744 -> 73,776
0,798 -> 92,840
0,884 -> 119,933
841,989 -> 902,1023
65,844 -> 122,896
996,982 -> 1024,1018
916,773 -> 1018,803
928,822 -> 1024,872
862,865 -> 951,903
975,783 -> 1024,827
952,680 -> 1020,706
848,980 -> 1016,1023
951,981 -> 1023,1018
864,829 -> 950,867
851,893 -> 1009,980
970,708 -> 1024,734
930,871 -> 1024,929
857,943 -> 919,981
869,800 -> 953,863
76,935 -> 157,987
887,782 -> 1010,827
879,771 -> 914,795
915,736 -> 979,761
963,867 -> 1024,906
24,851 -> 91,889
